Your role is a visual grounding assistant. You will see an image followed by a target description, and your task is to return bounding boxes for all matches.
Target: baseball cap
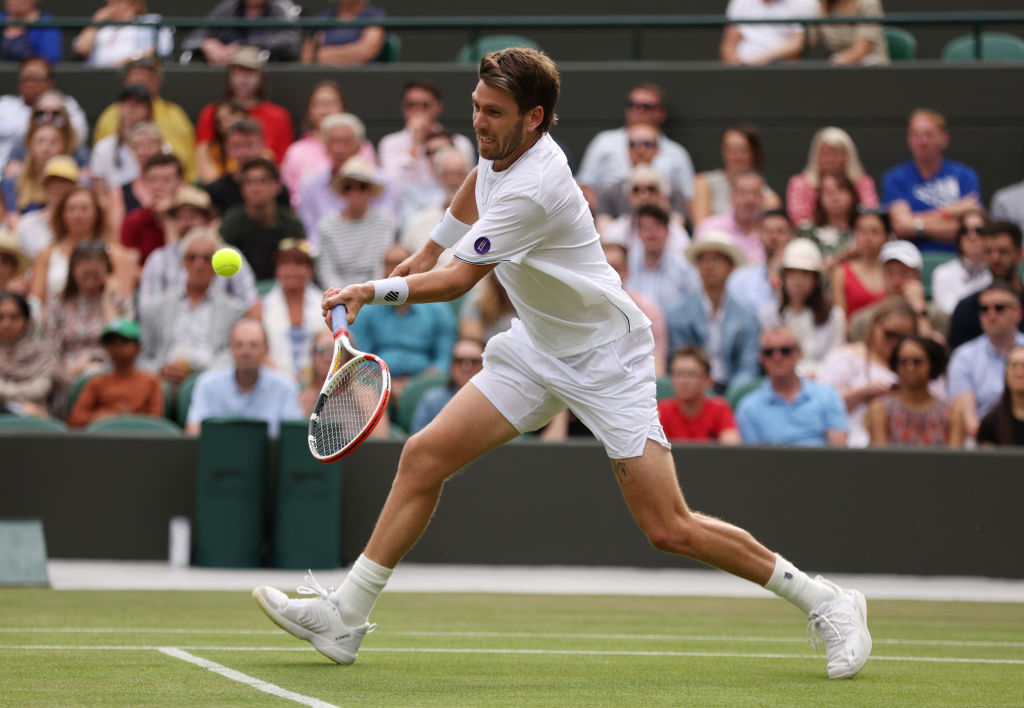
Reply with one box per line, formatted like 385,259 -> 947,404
100,318 -> 141,343
880,240 -> 923,270
230,46 -> 267,71
118,84 -> 151,102
41,155 -> 80,183
780,238 -> 823,273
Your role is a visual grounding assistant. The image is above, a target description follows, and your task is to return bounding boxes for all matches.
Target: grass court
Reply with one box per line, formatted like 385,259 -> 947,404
2,589 -> 1023,706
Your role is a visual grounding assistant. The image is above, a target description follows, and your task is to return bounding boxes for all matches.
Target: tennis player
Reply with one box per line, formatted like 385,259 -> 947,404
254,47 -> 871,679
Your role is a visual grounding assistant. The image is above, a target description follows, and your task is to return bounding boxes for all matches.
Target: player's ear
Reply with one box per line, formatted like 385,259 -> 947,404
525,105 -> 544,133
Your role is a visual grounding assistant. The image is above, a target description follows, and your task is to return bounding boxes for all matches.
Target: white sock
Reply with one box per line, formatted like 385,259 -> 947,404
334,554 -> 393,627
764,554 -> 836,614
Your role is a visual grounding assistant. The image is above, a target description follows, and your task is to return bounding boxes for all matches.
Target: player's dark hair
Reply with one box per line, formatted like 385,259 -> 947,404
671,345 -> 711,375
987,221 -> 1023,250
888,334 -> 947,380
143,152 -> 183,177
478,47 -> 559,134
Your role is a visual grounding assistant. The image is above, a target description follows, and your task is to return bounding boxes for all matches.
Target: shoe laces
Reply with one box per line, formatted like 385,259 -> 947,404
297,570 -> 335,600
806,604 -> 854,651
295,570 -> 377,635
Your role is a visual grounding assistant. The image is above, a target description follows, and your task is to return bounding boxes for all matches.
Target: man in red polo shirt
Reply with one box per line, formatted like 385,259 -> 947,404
657,345 -> 741,443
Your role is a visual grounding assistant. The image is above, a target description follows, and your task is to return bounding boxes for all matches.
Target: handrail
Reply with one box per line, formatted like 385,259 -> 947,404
4,13 -> 1023,61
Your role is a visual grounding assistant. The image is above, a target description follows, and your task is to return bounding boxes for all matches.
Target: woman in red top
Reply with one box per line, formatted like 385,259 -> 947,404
657,346 -> 741,444
194,48 -> 293,179
831,209 -> 888,320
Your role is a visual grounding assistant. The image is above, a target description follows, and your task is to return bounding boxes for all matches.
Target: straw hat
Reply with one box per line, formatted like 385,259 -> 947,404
168,185 -> 215,216
331,157 -> 384,197
686,230 -> 746,267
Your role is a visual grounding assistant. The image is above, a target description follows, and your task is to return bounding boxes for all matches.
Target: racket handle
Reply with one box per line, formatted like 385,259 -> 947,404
332,304 -> 349,338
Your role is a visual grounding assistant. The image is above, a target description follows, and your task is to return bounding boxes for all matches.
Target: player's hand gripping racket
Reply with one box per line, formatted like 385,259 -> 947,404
308,304 -> 391,462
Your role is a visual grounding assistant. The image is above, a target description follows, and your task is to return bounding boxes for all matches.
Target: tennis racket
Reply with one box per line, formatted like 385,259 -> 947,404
308,305 -> 391,463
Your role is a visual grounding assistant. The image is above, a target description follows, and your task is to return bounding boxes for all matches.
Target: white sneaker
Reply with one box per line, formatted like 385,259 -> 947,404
252,572 -> 374,665
806,577 -> 872,679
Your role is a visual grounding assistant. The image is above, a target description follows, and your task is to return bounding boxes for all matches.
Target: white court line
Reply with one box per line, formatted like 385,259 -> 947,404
157,648 -> 338,708
3,627 -> 1023,649
1,644 -> 1022,666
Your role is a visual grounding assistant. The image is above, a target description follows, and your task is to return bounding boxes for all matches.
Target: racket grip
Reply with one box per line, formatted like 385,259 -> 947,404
331,304 -> 349,338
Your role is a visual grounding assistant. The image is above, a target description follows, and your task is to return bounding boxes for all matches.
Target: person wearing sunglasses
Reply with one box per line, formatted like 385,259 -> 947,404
948,221 -> 1024,350
930,208 -> 993,315
409,337 -> 485,434
867,335 -> 964,448
819,297 -> 924,447
735,324 -> 847,447
576,83 -> 695,215
599,163 -> 690,262
378,79 -> 476,200
948,280 -> 1024,440
315,156 -> 392,291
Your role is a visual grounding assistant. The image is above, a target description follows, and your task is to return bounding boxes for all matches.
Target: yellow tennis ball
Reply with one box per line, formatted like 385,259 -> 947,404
212,247 -> 241,277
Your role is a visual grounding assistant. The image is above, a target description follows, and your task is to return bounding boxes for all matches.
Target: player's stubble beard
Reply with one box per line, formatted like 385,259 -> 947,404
478,116 -> 529,165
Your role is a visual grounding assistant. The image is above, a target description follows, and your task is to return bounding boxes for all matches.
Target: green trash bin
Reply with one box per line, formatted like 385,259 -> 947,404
193,418 -> 269,567
273,420 -> 342,569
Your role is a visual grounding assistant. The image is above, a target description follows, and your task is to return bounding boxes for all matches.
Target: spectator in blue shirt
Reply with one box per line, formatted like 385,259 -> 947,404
947,280 -> 1024,439
186,318 -> 303,436
883,108 -> 981,253
302,0 -> 386,66
410,337 -> 485,434
736,325 -> 848,446
350,244 -> 457,395
0,1 -> 61,64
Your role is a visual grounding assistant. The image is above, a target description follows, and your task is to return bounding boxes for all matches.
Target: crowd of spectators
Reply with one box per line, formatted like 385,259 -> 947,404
0,2 -> 1023,451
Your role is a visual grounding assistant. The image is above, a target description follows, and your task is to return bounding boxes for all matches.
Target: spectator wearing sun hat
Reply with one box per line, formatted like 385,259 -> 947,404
315,156 -> 394,291
67,318 -> 164,427
757,238 -> 846,378
665,230 -> 761,393
847,239 -> 949,343
15,155 -> 79,261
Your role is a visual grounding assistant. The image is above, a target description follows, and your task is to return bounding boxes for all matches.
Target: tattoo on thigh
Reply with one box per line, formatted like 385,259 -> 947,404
611,459 -> 634,487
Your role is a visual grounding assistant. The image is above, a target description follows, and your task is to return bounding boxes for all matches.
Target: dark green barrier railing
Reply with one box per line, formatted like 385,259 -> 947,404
3,13 -> 1024,60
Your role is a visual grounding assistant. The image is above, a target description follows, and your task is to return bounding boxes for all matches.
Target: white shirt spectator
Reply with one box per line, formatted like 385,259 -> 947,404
726,0 -> 818,64
930,257 -> 992,315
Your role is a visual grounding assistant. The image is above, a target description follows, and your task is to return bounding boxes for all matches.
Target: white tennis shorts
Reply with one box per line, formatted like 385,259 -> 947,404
471,319 -> 670,459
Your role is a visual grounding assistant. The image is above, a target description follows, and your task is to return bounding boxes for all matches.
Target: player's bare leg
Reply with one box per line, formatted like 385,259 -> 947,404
611,439 -> 871,678
254,383 -> 519,665
363,383 -> 520,567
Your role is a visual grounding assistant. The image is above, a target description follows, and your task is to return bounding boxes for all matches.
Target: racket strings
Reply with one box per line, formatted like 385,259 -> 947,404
313,359 -> 385,456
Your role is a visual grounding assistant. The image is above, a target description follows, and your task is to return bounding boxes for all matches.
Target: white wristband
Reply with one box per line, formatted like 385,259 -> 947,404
369,276 -> 409,306
429,208 -> 472,249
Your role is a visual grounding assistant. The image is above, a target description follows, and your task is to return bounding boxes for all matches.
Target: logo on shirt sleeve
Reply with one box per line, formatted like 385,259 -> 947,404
473,237 -> 491,255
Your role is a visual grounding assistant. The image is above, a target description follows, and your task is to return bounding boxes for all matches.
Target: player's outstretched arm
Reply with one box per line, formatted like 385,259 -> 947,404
323,259 -> 496,326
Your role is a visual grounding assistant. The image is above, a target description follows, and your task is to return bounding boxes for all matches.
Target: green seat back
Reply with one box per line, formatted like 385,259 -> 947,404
66,373 -> 95,415
175,371 -> 202,428
884,26 -> 917,61
457,35 -> 541,64
273,420 -> 341,569
396,373 -> 447,432
377,32 -> 402,62
942,32 -> 1024,62
655,376 -> 674,401
256,279 -> 276,296
0,414 -> 67,433
85,415 -> 182,436
193,418 -> 269,567
726,377 -> 764,411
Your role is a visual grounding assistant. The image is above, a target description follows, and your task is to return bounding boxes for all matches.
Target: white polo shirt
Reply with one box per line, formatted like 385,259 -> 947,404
454,133 -> 649,358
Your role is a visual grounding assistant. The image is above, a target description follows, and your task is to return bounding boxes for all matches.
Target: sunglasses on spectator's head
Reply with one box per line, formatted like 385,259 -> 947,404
761,346 -> 797,357
629,140 -> 657,150
33,109 -> 67,127
278,238 -> 314,255
626,100 -> 661,111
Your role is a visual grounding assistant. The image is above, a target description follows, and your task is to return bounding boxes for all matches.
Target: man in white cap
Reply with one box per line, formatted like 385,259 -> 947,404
666,231 -> 761,394
848,239 -> 948,342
